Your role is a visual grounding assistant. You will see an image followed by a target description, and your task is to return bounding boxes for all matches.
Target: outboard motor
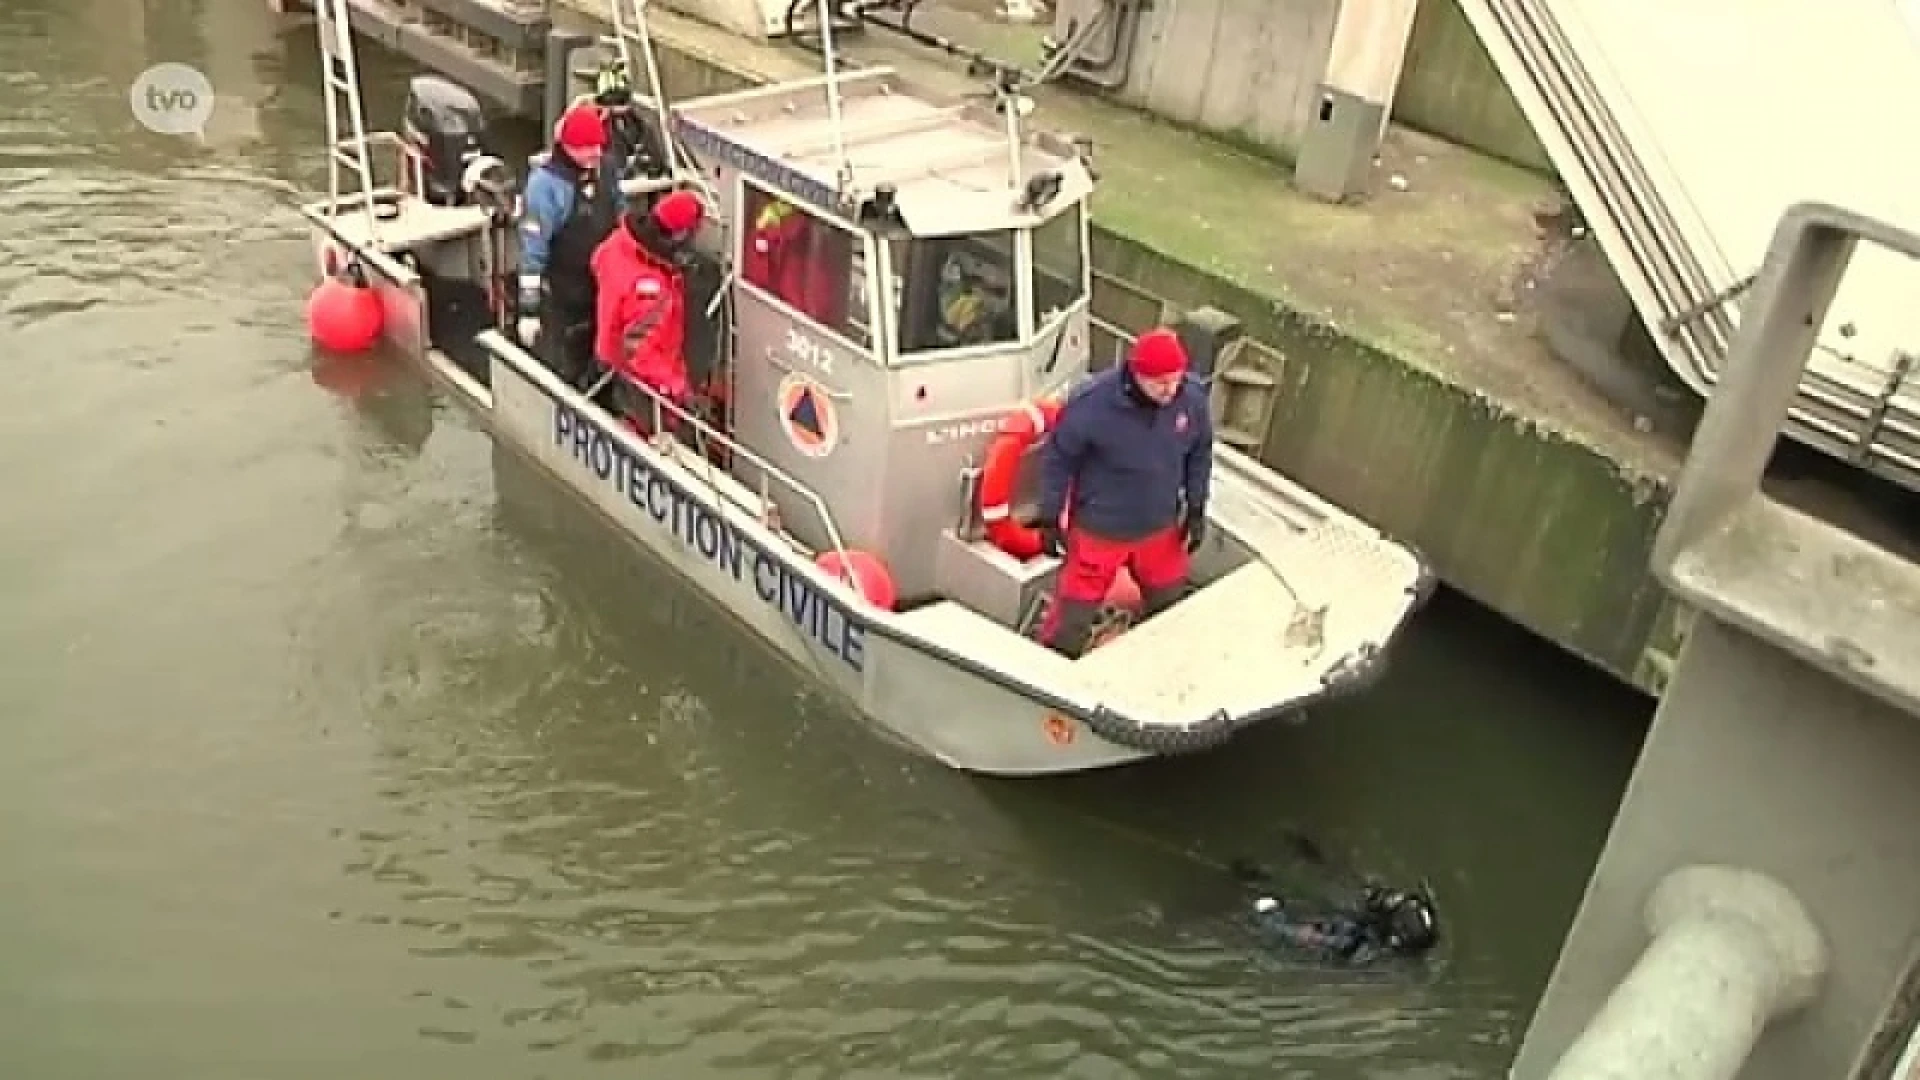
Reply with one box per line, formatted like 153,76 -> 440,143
400,75 -> 514,214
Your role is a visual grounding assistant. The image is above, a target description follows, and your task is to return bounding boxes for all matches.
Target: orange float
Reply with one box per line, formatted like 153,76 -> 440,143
306,269 -> 385,354
816,548 -> 898,611
978,397 -> 1064,560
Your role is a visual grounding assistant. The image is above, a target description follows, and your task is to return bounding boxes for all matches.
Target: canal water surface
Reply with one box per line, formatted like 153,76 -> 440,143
0,1 -> 1650,1076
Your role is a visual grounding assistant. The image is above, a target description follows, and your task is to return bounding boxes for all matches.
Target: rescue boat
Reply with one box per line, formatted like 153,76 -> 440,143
293,0 -> 1434,775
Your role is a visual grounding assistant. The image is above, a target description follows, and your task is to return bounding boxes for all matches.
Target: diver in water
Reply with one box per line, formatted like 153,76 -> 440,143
1231,856 -> 1440,964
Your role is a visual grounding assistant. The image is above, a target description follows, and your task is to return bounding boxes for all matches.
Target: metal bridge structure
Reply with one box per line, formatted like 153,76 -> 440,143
1459,0 -> 1920,492
1510,202 -> 1920,1079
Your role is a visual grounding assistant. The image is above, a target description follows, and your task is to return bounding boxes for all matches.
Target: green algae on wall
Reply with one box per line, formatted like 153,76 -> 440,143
1257,332 -> 1679,685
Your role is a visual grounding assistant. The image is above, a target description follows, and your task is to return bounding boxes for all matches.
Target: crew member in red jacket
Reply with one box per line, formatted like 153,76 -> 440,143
589,188 -> 705,431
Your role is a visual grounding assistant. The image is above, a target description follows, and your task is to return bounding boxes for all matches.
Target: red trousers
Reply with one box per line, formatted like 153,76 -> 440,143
1040,524 -> 1187,638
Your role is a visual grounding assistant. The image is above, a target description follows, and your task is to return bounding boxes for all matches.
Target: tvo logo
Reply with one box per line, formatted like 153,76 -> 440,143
130,63 -> 215,137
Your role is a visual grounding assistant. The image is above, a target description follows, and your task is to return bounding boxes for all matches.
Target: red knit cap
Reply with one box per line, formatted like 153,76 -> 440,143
651,189 -> 704,234
555,105 -> 607,151
1129,328 -> 1188,378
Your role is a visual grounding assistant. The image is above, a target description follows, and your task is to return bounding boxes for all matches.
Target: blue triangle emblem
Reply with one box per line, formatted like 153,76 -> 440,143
788,389 -> 824,437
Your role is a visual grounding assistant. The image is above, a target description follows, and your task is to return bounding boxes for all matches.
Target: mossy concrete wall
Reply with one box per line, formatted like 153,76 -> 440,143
1075,0 -> 1339,160
1394,0 -> 1552,173
547,2 -> 1686,697
1097,0 -> 1555,176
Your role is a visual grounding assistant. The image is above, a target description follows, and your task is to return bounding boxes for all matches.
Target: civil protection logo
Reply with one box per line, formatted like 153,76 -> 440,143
131,63 -> 214,137
777,373 -> 838,458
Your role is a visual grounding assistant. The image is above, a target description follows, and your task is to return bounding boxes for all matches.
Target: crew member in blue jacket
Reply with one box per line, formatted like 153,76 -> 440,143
1035,328 -> 1213,657
518,103 -> 619,388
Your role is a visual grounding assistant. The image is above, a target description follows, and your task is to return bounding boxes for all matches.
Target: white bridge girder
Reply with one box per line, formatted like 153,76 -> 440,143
1458,0 -> 1920,490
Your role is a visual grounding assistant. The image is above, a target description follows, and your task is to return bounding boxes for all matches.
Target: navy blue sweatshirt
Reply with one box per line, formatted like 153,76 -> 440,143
1037,366 -> 1213,541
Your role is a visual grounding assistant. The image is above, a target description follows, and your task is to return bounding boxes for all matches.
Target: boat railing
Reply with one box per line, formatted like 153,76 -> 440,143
317,131 -> 433,213
612,370 -> 856,582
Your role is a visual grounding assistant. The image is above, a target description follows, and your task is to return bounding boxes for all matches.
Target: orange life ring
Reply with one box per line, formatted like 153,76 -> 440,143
979,397 -> 1064,560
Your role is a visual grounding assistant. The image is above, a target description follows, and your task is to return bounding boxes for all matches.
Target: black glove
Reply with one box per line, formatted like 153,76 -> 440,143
516,273 -> 541,318
1038,522 -> 1065,559
1183,510 -> 1207,553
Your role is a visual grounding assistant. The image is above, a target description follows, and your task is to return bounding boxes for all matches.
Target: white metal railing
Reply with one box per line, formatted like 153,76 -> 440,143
581,364 -> 856,577
322,130 -> 431,201
1472,0 -> 1920,493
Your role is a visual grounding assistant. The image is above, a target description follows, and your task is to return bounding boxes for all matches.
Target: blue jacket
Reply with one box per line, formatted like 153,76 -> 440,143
520,154 -> 627,278
1038,366 -> 1213,541
1251,899 -> 1373,963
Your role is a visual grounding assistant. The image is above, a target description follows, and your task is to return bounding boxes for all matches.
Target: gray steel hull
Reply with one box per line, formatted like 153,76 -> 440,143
299,197 -> 1430,778
487,343 -> 1159,774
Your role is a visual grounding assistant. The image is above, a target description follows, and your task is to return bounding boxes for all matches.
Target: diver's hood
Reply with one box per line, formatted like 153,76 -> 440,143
1381,890 -> 1439,952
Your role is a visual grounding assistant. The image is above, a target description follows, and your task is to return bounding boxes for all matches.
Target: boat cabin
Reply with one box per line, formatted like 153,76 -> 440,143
670,68 -> 1098,611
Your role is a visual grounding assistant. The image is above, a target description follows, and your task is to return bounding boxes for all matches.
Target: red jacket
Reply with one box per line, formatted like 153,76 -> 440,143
742,199 -> 845,329
589,225 -> 690,401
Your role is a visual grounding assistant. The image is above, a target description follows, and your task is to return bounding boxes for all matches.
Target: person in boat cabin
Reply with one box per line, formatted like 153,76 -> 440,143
517,103 -> 620,390
589,187 -> 706,432
933,250 -> 1014,348
740,192 -> 846,329
1035,328 -> 1214,657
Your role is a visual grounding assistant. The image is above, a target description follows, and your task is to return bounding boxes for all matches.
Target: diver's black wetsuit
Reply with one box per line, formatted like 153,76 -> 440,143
1244,884 -> 1440,964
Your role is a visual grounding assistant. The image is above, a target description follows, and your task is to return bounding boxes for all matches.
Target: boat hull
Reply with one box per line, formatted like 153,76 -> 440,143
485,345 -> 1156,775
298,205 -> 1421,779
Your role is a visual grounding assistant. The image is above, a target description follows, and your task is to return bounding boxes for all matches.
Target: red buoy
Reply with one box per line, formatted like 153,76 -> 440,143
306,272 -> 384,354
817,548 -> 898,611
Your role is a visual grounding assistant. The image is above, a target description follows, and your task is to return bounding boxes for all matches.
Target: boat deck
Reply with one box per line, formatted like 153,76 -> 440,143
310,195 -> 492,255
424,273 -> 498,385
892,446 -> 1426,728
1069,508 -> 1420,722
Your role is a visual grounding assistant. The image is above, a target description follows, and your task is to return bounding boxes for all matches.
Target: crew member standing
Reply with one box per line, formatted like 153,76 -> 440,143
1035,328 -> 1214,657
518,103 -> 617,388
589,188 -> 706,431
590,59 -> 669,199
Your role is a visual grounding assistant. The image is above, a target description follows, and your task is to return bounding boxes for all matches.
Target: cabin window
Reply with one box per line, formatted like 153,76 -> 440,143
1030,202 -> 1087,329
737,183 -> 872,349
886,230 -> 1020,356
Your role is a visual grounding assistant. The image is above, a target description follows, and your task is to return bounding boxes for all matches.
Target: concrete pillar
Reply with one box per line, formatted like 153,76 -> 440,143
1510,205 -> 1920,1079
1544,867 -> 1825,1080
1294,0 -> 1420,203
544,29 -> 594,136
